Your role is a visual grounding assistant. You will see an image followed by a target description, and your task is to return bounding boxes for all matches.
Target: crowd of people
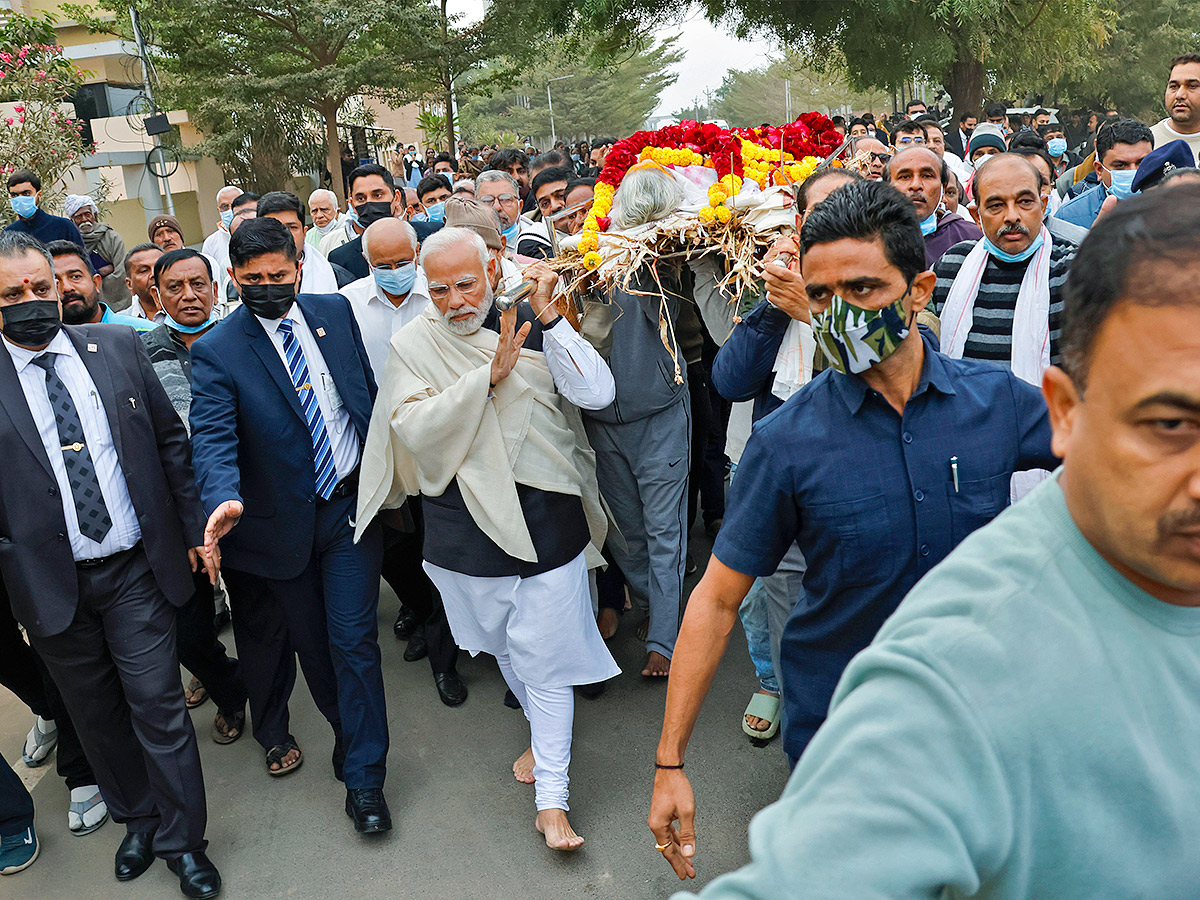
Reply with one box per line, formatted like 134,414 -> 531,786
0,46 -> 1199,900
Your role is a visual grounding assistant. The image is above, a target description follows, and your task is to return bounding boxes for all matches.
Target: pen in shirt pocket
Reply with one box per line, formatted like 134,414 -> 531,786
950,456 -> 959,493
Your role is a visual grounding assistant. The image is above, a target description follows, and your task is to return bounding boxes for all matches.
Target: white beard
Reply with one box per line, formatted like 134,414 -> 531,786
440,286 -> 494,335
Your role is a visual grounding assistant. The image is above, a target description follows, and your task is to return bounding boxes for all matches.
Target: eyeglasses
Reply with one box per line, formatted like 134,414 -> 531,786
869,152 -> 892,163
428,276 -> 482,302
895,136 -> 925,146
480,193 -> 519,206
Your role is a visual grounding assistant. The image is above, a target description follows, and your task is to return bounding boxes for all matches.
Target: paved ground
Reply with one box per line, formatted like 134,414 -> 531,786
1,405 -> 789,900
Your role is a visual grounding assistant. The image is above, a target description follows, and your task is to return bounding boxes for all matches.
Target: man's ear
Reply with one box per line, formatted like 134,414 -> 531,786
1043,365 -> 1080,461
908,270 -> 937,315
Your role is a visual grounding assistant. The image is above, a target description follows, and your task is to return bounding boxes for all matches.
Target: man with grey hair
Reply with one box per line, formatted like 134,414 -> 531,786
476,170 -> 524,256
357,226 -> 618,852
201,184 -> 242,276
306,188 -> 343,252
582,162 -> 692,677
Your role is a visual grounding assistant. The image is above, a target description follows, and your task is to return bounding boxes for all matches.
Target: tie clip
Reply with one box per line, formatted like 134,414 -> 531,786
62,442 -> 85,452
296,382 -> 311,392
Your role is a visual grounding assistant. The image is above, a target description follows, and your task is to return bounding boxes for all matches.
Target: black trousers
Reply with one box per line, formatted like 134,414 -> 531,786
0,583 -> 96,789
0,755 -> 33,836
29,545 -> 208,859
381,499 -> 458,676
177,570 -> 247,718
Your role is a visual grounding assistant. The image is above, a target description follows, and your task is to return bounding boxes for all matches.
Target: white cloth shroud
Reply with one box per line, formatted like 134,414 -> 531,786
938,226 -> 1053,501
771,317 -> 816,402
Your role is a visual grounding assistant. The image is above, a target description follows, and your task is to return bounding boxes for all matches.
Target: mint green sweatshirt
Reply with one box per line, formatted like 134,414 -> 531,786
683,476 -> 1200,899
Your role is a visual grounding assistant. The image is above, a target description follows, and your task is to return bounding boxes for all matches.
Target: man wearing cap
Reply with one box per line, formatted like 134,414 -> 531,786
341,216 -> 466,707
445,196 -> 523,293
1129,140 -> 1196,193
65,194 -> 130,310
149,215 -> 187,253
966,124 -> 1007,170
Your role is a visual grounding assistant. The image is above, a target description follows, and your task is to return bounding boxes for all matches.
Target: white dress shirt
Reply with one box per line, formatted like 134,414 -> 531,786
201,227 -> 230,274
254,305 -> 361,481
540,317 -> 615,411
341,271 -> 431,379
4,331 -> 141,560
128,296 -> 167,326
300,245 -> 340,295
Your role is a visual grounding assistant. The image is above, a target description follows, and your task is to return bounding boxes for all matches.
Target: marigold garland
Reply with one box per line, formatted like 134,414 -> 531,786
582,113 -> 843,253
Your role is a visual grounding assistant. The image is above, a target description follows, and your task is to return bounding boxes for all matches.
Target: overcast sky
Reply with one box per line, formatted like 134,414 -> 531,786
447,1 -> 778,117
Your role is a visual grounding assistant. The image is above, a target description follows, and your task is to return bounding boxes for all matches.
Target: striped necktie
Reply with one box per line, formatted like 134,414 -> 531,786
276,319 -> 338,499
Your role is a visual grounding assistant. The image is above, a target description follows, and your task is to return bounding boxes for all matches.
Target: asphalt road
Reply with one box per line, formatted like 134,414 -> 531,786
0,405 -> 789,900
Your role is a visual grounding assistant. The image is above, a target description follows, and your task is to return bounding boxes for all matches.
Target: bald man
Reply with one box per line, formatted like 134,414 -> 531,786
306,189 -> 343,252
854,137 -> 890,181
341,218 -> 466,707
202,184 -> 242,275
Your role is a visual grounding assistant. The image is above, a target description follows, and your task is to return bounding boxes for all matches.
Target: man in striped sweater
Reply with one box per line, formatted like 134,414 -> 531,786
931,154 -> 1075,371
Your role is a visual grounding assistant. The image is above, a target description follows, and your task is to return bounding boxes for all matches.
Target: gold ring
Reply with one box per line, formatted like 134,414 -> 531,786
655,842 -> 672,853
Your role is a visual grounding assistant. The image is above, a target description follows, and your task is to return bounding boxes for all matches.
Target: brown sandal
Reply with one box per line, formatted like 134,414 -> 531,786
265,738 -> 303,776
211,710 -> 245,745
184,677 -> 208,709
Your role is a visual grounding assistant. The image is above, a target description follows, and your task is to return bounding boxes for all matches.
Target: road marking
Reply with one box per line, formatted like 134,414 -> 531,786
9,749 -> 56,792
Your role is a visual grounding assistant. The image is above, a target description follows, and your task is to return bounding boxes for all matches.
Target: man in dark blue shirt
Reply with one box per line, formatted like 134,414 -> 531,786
649,179 -> 1058,881
5,170 -> 85,248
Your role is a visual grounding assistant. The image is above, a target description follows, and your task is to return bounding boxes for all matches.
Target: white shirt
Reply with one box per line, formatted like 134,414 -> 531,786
541,317 -> 615,411
318,219 -> 357,256
254,305 -> 360,482
341,271 -> 431,379
4,331 -> 141,560
1151,118 -> 1200,163
300,245 -> 340,295
128,296 -> 167,326
202,228 -> 230,276
943,150 -> 971,184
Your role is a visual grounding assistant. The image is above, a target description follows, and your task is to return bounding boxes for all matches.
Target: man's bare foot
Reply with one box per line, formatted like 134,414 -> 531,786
636,617 -> 649,641
597,608 -> 619,640
745,690 -> 778,731
513,747 -> 536,784
536,808 -> 584,851
642,651 -> 670,677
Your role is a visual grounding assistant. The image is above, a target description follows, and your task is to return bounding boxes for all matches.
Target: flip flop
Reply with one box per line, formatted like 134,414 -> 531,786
742,692 -> 781,741
211,710 -> 245,745
184,677 -> 208,709
265,738 -> 303,777
68,789 -> 109,836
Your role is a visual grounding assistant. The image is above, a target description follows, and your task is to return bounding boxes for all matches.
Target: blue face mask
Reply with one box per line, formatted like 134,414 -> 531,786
1105,165 -> 1137,199
982,229 -> 1044,263
424,201 -> 446,224
373,261 -> 417,297
220,209 -> 235,229
345,204 -> 360,226
1047,138 -> 1067,157
164,308 -> 218,334
501,220 -> 520,246
919,212 -> 938,236
10,195 -> 37,219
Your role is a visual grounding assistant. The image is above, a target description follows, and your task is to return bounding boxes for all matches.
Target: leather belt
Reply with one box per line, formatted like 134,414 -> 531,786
326,467 -> 360,500
75,541 -> 141,570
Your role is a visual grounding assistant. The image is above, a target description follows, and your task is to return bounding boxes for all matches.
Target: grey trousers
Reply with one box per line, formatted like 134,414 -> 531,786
585,398 -> 691,658
760,541 -> 807,707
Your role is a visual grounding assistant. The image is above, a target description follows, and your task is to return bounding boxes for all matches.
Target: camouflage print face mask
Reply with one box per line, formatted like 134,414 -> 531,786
811,283 -> 912,375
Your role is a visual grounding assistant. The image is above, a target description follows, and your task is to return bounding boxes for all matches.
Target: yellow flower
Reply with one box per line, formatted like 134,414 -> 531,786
582,251 -> 602,270
698,205 -> 718,224
578,232 -> 599,253
708,184 -> 729,204
714,204 -> 732,224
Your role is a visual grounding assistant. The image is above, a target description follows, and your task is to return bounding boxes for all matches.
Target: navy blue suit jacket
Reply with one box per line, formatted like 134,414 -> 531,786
189,293 -> 377,580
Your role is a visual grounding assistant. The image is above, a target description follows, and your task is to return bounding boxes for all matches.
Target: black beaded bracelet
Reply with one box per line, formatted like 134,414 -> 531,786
655,762 -> 685,770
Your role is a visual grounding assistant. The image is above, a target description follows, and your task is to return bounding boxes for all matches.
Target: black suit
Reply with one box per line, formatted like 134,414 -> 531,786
945,128 -> 968,160
0,323 -> 209,859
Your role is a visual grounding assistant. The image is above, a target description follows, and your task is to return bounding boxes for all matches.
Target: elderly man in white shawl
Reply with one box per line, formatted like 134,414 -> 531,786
356,226 -> 619,851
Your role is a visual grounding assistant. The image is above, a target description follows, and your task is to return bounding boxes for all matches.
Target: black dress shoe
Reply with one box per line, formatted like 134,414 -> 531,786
332,732 -> 346,783
576,680 -> 606,700
166,851 -> 222,899
345,788 -> 392,834
503,688 -> 522,710
403,630 -> 428,662
115,830 -> 156,882
434,671 -> 468,706
393,606 -> 419,640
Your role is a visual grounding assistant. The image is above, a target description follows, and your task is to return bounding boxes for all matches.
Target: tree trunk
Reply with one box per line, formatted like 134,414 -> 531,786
441,0 -> 455,152
319,97 -> 345,206
944,50 -> 985,119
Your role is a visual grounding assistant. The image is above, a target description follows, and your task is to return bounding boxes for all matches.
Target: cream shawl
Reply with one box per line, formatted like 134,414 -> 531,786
355,306 -> 606,567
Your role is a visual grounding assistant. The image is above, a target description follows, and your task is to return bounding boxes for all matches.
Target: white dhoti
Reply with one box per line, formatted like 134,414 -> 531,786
425,551 -> 620,811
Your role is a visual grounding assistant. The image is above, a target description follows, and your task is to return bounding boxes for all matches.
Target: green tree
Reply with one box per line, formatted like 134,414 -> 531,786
0,12 -> 87,222
71,0 -> 435,203
458,37 -> 682,145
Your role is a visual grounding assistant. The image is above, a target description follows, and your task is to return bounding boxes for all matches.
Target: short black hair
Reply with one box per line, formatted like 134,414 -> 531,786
433,152 -> 459,173
347,163 -> 395,196
905,98 -> 926,111
6,169 -> 40,191
489,149 -> 529,172
565,177 -> 595,196
532,150 -> 572,171
796,167 -> 862,213
1169,52 -> 1200,73
985,102 -> 1007,119
1037,123 -> 1065,137
591,138 -> 615,151
831,115 -> 845,126
231,191 -> 260,211
228,216 -> 298,269
46,239 -> 94,275
799,179 -> 925,283
256,190 -> 304,221
1010,146 -> 1055,187
1033,107 -> 1051,118
848,116 -> 870,130
123,241 -> 161,270
1008,130 -> 1048,152
958,110 -> 978,123
1061,183 -> 1200,389
531,165 -> 574,196
1095,117 -> 1154,164
416,174 -> 451,201
153,247 -> 213,284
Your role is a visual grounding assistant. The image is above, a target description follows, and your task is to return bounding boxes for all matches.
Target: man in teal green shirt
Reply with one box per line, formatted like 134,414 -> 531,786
47,241 -> 153,333
666,183 -> 1200,898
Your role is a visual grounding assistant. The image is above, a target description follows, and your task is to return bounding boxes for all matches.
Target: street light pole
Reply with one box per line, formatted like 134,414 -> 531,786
547,75 -> 574,145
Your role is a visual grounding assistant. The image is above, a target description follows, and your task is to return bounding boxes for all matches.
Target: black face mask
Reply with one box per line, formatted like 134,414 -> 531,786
238,282 -> 296,319
2,299 -> 62,347
355,201 -> 394,227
